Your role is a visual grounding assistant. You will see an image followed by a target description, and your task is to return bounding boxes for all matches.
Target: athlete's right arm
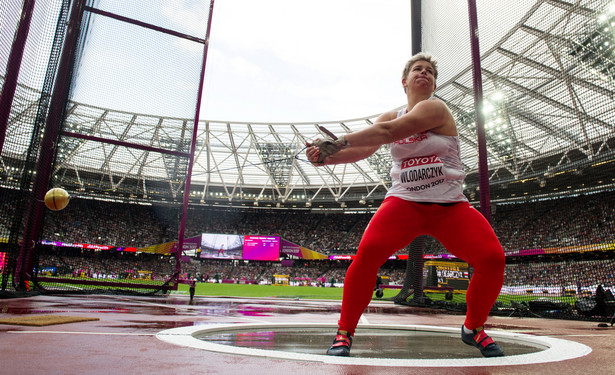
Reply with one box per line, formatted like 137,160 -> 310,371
320,145 -> 380,165
307,111 -> 396,166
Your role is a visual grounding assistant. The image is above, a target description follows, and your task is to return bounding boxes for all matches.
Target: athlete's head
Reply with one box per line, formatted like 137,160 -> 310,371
402,53 -> 438,93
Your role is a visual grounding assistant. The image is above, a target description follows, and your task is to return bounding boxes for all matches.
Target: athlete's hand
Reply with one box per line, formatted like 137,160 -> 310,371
306,126 -> 350,164
306,143 -> 324,166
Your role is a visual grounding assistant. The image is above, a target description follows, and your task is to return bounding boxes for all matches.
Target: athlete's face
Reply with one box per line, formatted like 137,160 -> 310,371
403,60 -> 436,93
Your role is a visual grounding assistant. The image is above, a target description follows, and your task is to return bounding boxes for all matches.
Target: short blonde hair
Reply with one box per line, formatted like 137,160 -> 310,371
402,53 -> 438,81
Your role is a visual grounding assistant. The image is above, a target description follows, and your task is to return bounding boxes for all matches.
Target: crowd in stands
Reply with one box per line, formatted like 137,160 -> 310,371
492,193 -> 615,251
1,189 -> 613,257
2,187 -> 615,291
503,258 -> 615,289
34,248 -> 615,293
38,253 -> 174,281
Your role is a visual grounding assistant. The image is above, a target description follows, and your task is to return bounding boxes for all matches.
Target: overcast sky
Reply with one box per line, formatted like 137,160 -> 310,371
13,1 -> 543,124
60,0 -> 412,123
200,0 -> 412,123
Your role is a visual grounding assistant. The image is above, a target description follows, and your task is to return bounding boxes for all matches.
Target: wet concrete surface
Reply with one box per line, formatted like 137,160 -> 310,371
197,327 -> 543,358
0,294 -> 613,374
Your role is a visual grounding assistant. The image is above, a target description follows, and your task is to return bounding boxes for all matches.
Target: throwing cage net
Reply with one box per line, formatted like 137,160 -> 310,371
387,0 -> 615,322
1,0 -> 615,324
1,0 -> 212,295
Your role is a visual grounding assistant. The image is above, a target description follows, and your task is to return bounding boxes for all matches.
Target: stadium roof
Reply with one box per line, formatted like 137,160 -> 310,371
3,0 -> 615,209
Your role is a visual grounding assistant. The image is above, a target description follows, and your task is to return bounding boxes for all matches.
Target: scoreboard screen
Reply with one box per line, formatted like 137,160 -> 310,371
242,236 -> 280,261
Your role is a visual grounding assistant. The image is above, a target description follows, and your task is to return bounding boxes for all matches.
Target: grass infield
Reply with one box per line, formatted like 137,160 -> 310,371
178,282 -> 350,300
180,283 -> 456,301
177,283 -> 579,306
7,275 -> 577,306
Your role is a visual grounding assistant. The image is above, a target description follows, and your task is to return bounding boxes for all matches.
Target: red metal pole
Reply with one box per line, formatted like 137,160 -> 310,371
175,0 -> 216,278
16,0 -> 88,288
0,0 -> 36,154
467,0 -> 491,223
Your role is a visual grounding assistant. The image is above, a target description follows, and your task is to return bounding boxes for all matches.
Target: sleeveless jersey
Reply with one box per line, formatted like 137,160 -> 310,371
385,106 -> 468,203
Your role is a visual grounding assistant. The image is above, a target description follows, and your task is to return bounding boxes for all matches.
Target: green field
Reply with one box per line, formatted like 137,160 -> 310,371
177,283 -> 579,307
179,283 -> 455,302
177,282 -> 401,300
6,276 -> 579,307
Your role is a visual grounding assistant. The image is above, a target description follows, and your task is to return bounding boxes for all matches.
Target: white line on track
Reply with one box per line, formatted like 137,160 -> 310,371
558,334 -> 612,337
8,331 -> 154,336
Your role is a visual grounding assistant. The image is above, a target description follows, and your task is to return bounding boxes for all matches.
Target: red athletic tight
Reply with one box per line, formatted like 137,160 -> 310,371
338,196 -> 505,335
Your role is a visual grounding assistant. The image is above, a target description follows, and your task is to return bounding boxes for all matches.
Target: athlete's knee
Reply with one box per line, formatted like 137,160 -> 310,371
355,240 -> 392,266
478,247 -> 505,272
469,240 -> 504,270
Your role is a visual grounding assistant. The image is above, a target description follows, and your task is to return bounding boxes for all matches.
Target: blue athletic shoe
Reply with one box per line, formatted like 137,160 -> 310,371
461,326 -> 504,357
326,331 -> 353,356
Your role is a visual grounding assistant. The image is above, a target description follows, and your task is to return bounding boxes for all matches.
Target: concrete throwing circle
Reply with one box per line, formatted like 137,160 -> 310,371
156,323 -> 591,367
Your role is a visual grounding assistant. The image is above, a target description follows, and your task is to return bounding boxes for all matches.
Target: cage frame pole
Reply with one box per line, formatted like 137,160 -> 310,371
174,0 -> 216,286
391,0 -> 427,305
15,0 -> 89,288
0,0 -> 37,154
467,0 -> 492,222
411,0 -> 422,55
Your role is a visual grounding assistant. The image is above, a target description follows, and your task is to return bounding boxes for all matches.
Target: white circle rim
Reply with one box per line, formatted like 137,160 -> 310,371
156,323 -> 592,367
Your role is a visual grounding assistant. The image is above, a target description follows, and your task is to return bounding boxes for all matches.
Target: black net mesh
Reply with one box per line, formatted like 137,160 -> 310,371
1,0 -> 71,293
410,0 -> 615,320
2,0 -> 615,323
1,0 -> 211,295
